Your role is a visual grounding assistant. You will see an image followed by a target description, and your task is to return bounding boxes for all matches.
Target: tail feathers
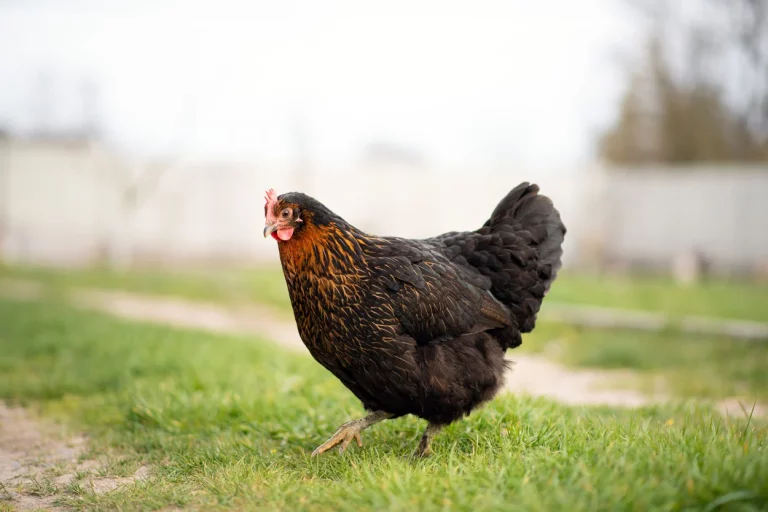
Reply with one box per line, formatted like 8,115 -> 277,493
486,182 -> 566,294
439,182 -> 566,346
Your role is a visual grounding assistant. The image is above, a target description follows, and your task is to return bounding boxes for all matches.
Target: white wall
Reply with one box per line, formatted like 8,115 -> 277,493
1,140 -> 766,274
595,168 -> 768,272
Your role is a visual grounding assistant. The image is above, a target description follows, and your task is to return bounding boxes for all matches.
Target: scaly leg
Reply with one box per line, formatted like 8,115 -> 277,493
311,411 -> 393,457
415,422 -> 443,458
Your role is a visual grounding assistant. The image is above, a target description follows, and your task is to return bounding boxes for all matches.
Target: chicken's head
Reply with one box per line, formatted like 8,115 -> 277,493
264,189 -> 347,244
263,189 -> 303,241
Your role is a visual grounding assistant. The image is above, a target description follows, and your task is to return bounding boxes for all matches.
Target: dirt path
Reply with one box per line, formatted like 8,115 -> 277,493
543,302 -> 768,341
0,281 -> 152,510
0,402 -> 79,511
0,402 -> 148,511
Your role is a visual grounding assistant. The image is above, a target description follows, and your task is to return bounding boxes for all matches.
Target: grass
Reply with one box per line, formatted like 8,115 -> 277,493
521,323 -> 768,401
3,264 -> 768,401
545,273 -> 768,323
1,298 -> 767,511
0,264 -> 292,311
3,264 -> 768,322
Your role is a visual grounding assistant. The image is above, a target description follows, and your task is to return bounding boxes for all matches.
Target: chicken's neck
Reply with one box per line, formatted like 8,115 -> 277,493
278,222 -> 368,279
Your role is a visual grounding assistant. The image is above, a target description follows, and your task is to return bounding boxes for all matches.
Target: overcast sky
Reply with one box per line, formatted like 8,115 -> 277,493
0,0 -> 639,170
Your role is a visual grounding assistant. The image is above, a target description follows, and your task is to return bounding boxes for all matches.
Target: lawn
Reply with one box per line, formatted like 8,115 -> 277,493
545,273 -> 768,323
3,264 -> 768,402
520,322 -> 768,401
0,264 -> 292,311
4,265 -> 768,322
0,299 -> 766,511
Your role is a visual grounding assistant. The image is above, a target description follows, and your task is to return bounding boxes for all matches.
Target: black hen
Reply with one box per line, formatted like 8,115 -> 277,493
263,183 -> 565,456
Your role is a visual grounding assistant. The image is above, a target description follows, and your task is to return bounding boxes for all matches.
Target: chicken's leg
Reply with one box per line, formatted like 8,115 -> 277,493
311,411 -> 393,456
415,422 -> 443,458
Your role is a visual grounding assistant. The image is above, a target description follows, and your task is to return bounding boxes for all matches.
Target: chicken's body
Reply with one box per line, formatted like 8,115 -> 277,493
264,183 -> 565,456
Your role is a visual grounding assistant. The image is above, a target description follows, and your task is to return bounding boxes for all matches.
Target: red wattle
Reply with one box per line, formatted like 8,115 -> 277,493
277,228 -> 294,241
271,228 -> 294,241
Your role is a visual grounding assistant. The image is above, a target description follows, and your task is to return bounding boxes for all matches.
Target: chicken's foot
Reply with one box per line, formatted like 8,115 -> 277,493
415,422 -> 443,458
311,410 -> 393,457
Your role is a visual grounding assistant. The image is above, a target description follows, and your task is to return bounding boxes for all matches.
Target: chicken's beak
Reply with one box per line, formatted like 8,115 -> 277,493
263,223 -> 277,238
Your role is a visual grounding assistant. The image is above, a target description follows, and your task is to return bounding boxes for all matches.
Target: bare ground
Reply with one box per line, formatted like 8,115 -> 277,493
0,403 -> 148,511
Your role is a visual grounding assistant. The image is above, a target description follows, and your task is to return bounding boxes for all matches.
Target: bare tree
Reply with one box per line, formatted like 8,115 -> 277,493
599,0 -> 768,165
725,0 -> 768,144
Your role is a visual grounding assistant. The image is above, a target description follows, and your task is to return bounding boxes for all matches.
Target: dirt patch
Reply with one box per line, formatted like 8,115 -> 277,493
504,355 -> 652,407
72,288 -> 306,351
0,403 -> 148,511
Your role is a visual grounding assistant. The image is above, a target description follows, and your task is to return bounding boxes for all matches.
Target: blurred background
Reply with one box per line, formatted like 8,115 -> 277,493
0,0 -> 767,405
0,0 -> 765,277
1,7 -> 768,510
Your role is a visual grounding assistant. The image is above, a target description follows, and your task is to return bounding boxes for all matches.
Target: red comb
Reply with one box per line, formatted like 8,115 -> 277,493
264,189 -> 279,223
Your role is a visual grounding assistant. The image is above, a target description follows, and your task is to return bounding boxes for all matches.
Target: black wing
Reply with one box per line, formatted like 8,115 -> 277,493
367,238 -> 513,345
364,183 -> 564,349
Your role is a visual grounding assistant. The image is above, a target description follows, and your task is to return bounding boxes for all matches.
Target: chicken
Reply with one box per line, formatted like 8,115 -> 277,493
263,183 -> 565,457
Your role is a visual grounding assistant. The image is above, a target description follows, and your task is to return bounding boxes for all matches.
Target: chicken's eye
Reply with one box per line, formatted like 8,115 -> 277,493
281,208 -> 292,218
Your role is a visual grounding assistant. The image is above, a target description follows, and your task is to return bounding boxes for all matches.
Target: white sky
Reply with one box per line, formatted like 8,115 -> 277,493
0,0 -> 638,170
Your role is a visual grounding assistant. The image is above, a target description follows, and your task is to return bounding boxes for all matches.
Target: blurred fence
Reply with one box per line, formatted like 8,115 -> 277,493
591,167 -> 768,275
1,138 -> 767,275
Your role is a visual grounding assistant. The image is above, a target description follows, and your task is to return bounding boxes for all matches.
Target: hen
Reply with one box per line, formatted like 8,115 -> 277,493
263,183 -> 565,457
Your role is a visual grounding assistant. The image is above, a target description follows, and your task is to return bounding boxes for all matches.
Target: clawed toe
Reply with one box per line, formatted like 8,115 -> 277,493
311,424 -> 363,457
310,412 -> 392,457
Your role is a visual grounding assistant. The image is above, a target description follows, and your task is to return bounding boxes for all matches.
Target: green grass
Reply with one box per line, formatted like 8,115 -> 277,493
3,264 -> 767,401
546,273 -> 768,323
521,323 -> 768,401
1,299 -> 767,511
0,263 -> 292,311
3,264 -> 767,400
4,265 -> 768,322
